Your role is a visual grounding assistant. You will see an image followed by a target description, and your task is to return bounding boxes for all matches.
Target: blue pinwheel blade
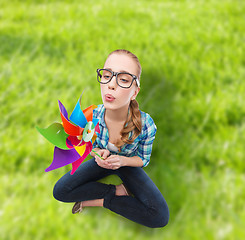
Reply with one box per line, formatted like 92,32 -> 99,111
92,118 -> 99,128
70,97 -> 88,128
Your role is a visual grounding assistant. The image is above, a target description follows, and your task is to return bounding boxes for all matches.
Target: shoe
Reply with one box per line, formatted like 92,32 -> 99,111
72,201 -> 83,214
121,183 -> 130,196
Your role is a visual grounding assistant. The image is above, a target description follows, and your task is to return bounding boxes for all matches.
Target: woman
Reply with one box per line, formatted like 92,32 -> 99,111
53,49 -> 169,228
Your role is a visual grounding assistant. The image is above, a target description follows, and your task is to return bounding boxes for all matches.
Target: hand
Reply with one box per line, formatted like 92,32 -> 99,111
96,149 -> 111,160
94,149 -> 112,169
105,155 -> 124,170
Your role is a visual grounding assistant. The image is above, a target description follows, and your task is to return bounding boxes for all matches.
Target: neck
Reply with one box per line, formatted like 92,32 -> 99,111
105,105 -> 129,123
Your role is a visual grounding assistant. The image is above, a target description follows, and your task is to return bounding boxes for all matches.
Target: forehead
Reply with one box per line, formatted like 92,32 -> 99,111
103,53 -> 138,75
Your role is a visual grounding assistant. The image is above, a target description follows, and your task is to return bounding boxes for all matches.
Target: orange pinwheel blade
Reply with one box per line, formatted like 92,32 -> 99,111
83,104 -> 97,122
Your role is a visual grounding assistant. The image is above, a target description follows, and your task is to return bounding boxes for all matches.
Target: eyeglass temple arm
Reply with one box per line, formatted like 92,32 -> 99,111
135,78 -> 140,87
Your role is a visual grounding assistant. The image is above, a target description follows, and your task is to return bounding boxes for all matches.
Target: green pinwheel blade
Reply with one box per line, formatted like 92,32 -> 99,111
36,122 -> 70,150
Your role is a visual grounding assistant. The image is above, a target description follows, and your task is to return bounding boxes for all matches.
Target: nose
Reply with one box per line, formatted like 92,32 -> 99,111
108,75 -> 117,89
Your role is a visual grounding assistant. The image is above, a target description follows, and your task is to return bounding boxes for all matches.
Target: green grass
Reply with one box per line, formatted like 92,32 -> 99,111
1,0 -> 245,239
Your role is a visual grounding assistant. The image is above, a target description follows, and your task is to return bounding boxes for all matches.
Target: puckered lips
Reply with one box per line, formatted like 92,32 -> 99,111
105,94 -> 116,101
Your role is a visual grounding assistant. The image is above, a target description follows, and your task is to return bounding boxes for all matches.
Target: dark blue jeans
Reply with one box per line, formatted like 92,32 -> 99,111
53,157 -> 169,228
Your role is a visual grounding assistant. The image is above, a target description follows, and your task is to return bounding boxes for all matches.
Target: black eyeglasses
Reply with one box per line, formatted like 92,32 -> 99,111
96,68 -> 140,88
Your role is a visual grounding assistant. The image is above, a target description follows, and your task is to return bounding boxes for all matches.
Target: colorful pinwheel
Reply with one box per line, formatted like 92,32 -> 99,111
36,94 -> 100,175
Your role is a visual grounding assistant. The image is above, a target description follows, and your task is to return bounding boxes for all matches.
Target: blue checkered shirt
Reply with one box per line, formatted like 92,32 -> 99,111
92,104 -> 157,167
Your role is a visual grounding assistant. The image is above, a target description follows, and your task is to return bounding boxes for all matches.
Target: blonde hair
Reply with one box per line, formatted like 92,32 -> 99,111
105,49 -> 142,150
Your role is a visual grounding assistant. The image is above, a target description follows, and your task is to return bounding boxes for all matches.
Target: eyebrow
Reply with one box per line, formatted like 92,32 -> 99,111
106,68 -> 131,74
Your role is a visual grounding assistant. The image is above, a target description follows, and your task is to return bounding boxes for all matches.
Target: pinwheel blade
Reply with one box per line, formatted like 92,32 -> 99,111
71,141 -> 93,175
70,97 -> 88,128
58,100 -> 84,136
66,135 -> 84,148
92,118 -> 99,130
83,105 -> 98,122
91,134 -> 97,144
74,144 -> 86,156
45,147 -> 81,172
94,121 -> 100,134
36,123 -> 69,150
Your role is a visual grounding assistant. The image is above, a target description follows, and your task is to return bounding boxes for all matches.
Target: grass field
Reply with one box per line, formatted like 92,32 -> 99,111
0,0 -> 244,239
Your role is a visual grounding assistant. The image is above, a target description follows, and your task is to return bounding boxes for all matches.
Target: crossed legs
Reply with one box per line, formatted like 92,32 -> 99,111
53,157 -> 169,228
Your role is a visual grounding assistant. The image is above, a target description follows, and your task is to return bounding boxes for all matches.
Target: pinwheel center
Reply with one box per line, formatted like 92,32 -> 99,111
83,121 -> 95,142
77,135 -> 83,140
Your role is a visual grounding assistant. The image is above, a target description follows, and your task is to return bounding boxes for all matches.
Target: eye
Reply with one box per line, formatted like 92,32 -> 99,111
121,79 -> 129,82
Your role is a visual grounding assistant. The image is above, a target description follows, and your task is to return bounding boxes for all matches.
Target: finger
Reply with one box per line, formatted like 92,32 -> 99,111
111,165 -> 119,170
96,156 -> 105,165
106,159 -> 119,164
104,161 -> 112,166
103,159 -> 113,165
96,159 -> 110,169
95,155 -> 101,161
105,155 -> 114,161
95,156 -> 105,165
102,151 -> 110,159
96,156 -> 111,168
98,153 -> 105,160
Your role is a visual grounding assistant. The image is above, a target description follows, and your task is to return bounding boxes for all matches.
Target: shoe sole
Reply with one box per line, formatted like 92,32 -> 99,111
72,202 -> 83,214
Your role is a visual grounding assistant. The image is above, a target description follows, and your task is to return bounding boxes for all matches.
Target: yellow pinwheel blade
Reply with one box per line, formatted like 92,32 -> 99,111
74,144 -> 86,156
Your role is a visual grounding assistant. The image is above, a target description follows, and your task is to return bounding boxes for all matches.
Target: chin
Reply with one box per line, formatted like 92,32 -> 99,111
103,101 -> 115,109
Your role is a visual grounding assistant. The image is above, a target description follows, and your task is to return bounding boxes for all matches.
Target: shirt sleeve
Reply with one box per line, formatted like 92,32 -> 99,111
137,114 -> 157,167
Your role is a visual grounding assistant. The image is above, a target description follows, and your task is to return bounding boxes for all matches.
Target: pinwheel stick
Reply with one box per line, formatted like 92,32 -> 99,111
91,149 -> 105,160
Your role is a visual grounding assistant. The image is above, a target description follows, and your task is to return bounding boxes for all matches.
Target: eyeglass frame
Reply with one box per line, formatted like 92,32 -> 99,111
96,68 -> 140,88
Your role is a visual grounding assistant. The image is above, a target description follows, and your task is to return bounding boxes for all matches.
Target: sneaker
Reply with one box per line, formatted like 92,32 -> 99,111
72,202 -> 83,214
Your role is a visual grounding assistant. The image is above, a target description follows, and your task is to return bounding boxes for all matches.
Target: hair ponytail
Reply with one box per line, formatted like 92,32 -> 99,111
114,99 -> 142,150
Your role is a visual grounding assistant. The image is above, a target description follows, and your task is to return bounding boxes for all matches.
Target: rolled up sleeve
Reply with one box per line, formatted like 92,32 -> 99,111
137,115 -> 157,167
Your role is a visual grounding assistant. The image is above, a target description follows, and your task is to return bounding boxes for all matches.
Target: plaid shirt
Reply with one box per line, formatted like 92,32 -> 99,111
92,104 -> 157,167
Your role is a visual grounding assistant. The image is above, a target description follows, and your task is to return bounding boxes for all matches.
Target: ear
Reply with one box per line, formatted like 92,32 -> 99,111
131,87 -> 140,101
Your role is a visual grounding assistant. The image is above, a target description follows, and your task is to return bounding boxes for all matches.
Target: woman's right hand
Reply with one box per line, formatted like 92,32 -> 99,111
94,149 -> 112,169
97,149 -> 111,159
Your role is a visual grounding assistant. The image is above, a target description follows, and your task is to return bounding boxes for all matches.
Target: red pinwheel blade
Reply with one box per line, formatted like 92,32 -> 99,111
66,135 -> 85,148
70,141 -> 93,175
95,122 -> 100,134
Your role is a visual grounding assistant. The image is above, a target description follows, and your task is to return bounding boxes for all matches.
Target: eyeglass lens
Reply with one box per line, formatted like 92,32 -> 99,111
98,69 -> 134,88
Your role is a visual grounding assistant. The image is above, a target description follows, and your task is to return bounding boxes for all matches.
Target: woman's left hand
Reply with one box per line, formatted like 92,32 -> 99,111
105,155 -> 124,170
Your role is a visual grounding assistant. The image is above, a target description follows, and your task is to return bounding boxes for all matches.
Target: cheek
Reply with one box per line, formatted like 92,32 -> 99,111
119,89 -> 132,98
100,85 -> 106,93
100,86 -> 105,101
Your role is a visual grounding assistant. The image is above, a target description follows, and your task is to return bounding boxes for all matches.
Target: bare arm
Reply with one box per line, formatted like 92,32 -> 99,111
121,155 -> 144,167
105,155 -> 144,169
